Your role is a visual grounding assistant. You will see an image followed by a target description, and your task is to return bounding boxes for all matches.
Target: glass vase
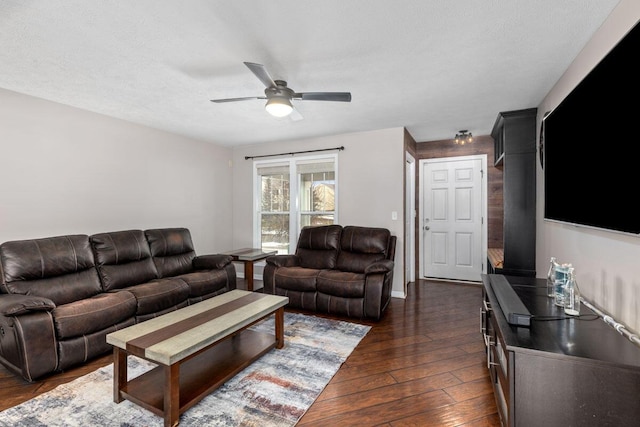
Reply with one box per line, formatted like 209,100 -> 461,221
554,263 -> 572,307
563,267 -> 581,316
546,257 -> 558,298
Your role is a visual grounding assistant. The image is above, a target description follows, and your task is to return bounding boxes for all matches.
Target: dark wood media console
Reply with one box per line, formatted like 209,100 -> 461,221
481,274 -> 640,426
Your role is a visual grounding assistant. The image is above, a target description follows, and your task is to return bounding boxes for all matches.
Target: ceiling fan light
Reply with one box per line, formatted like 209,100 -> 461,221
265,97 -> 293,117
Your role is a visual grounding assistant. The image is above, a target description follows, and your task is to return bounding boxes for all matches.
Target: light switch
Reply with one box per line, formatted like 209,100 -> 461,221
391,211 -> 398,220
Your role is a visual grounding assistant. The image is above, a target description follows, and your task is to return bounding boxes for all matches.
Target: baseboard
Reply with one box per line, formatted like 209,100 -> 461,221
423,277 -> 482,286
391,290 -> 406,299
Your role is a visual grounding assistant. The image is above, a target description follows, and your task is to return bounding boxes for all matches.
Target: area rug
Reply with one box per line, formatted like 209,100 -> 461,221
0,313 -> 370,427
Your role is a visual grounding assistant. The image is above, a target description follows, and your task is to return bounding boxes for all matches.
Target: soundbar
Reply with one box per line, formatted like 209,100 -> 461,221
488,274 -> 532,327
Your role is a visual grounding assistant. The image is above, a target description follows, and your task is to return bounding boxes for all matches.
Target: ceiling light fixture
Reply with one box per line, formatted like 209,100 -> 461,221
265,96 -> 293,117
454,130 -> 473,145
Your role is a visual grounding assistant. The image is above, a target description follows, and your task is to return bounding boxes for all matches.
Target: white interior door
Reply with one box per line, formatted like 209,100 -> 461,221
420,156 -> 486,281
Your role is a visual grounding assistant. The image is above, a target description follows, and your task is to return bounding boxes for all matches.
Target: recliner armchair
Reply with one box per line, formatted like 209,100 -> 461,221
263,225 -> 396,320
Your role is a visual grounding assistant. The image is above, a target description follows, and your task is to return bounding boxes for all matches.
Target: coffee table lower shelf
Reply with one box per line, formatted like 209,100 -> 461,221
114,329 -> 276,425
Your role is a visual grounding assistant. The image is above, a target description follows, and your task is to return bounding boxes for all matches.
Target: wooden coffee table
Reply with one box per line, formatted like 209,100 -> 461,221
222,248 -> 277,291
106,290 -> 289,427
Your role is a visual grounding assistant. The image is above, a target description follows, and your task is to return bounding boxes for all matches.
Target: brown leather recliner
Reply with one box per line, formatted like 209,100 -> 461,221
263,225 -> 396,320
0,227 -> 236,382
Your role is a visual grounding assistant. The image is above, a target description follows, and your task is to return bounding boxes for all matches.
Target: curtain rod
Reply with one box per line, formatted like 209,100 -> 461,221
245,146 -> 344,160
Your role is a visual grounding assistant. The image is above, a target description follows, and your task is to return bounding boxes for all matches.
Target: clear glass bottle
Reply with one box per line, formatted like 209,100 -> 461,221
546,257 -> 557,297
563,267 -> 581,316
554,263 -> 572,307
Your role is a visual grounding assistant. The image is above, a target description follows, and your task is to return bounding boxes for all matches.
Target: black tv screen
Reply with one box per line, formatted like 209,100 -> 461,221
544,21 -> 640,235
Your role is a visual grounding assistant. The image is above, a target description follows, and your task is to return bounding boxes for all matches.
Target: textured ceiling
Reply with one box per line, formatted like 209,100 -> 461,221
0,1 -> 621,147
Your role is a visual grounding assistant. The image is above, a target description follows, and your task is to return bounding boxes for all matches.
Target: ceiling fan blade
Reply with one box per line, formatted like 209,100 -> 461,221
244,62 -> 277,88
296,92 -> 352,102
289,107 -> 304,122
210,96 -> 266,103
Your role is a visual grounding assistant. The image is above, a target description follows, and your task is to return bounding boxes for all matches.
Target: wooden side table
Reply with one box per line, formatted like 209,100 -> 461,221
222,248 -> 277,291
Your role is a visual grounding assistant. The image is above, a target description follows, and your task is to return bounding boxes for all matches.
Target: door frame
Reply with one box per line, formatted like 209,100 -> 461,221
405,152 -> 416,292
418,154 -> 487,280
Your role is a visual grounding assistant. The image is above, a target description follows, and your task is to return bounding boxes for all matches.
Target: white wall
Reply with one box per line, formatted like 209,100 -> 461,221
0,88 -> 234,254
0,87 -> 406,298
536,0 -> 640,333
231,128 -> 406,297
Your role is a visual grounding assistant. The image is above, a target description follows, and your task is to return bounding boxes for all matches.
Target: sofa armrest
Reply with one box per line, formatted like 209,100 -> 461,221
364,259 -> 394,275
0,295 -> 58,381
193,254 -> 234,270
0,294 -> 56,316
266,255 -> 300,268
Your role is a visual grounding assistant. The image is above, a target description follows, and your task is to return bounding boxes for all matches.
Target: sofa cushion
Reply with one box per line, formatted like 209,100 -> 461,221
53,291 -> 137,339
336,226 -> 390,273
90,230 -> 159,291
136,301 -> 189,323
0,235 -> 102,305
317,270 -> 366,298
273,267 -> 321,292
295,225 -> 342,269
145,228 -> 196,277
124,277 -> 190,316
175,270 -> 231,299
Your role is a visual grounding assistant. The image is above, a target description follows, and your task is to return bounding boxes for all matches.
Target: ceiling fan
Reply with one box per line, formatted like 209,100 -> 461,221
210,62 -> 351,119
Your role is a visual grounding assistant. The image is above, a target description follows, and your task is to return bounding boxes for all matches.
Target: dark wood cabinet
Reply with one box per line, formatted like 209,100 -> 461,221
493,124 -> 505,165
481,274 -> 640,427
490,109 -> 537,277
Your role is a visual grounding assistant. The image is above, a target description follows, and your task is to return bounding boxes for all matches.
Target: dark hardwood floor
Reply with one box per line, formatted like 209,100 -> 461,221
0,280 -> 500,426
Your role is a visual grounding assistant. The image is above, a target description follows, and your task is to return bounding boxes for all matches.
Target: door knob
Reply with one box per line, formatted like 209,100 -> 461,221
424,226 -> 430,230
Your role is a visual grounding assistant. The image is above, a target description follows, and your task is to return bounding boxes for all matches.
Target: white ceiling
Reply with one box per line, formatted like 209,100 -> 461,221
0,0 -> 621,147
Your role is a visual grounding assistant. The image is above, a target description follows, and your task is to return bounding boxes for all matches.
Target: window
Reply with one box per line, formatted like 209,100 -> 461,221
254,154 -> 337,254
256,163 -> 291,255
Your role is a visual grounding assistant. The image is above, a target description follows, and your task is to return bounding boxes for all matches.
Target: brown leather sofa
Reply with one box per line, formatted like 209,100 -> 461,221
263,225 -> 396,320
0,227 -> 236,381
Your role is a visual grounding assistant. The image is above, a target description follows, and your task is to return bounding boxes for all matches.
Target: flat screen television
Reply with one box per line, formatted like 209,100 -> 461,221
543,20 -> 640,235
